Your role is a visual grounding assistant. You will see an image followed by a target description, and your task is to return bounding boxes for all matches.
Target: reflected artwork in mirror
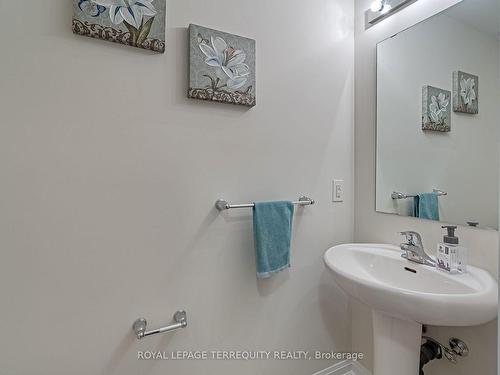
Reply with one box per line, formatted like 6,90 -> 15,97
376,0 -> 499,230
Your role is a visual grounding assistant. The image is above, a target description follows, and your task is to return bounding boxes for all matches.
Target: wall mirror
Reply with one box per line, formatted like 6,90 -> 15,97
376,0 -> 500,230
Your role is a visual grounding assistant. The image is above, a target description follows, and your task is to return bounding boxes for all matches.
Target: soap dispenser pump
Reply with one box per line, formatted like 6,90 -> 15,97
443,225 -> 459,245
436,226 -> 467,274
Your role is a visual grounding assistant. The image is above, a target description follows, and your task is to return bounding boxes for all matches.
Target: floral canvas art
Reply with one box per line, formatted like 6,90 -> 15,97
422,85 -> 451,132
453,71 -> 478,114
72,0 -> 166,53
188,24 -> 256,107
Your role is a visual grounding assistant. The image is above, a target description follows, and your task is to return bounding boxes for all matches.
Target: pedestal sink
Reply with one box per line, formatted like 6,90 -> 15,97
324,244 -> 498,375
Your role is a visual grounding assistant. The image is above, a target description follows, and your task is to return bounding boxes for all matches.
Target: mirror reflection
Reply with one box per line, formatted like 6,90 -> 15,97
376,0 -> 500,230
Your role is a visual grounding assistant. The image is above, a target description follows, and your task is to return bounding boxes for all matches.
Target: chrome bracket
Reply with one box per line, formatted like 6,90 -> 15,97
449,338 -> 469,357
133,310 -> 187,340
215,199 -> 230,211
422,336 -> 469,364
298,196 -> 315,205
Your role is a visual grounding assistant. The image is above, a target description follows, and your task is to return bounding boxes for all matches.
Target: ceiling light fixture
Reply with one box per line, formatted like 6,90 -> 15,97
366,0 -> 417,26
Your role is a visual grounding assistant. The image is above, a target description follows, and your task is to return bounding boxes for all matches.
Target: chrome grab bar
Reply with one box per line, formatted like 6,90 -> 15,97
215,196 -> 315,211
133,310 -> 187,339
391,189 -> 447,200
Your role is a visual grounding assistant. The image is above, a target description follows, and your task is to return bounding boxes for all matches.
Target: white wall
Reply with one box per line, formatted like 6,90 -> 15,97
376,13 -> 499,229
497,28 -> 500,375
0,1 -> 354,375
354,0 -> 498,374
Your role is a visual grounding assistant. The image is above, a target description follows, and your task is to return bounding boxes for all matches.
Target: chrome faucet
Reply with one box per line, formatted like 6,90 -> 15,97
400,231 -> 436,267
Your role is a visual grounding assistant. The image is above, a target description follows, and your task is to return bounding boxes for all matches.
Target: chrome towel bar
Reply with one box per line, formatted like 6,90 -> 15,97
391,189 -> 447,200
215,196 -> 315,211
133,310 -> 187,339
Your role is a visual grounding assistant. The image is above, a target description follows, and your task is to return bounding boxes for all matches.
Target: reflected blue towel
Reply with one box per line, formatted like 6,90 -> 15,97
253,201 -> 294,279
413,193 -> 439,221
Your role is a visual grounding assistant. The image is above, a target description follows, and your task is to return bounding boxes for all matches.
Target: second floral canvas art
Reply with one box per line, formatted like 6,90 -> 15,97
188,24 -> 256,107
453,71 -> 479,114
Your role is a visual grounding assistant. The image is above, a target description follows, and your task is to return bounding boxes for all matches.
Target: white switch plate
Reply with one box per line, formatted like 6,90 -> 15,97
333,179 -> 344,202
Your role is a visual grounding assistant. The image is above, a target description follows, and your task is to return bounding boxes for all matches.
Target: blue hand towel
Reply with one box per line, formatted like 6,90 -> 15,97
413,193 -> 439,221
253,201 -> 294,279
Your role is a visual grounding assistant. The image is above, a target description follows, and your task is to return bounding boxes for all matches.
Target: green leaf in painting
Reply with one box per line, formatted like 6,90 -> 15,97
137,17 -> 155,45
123,21 -> 139,45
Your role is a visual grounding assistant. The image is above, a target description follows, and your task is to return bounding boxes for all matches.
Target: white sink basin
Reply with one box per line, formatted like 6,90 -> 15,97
324,243 -> 498,375
324,243 -> 497,326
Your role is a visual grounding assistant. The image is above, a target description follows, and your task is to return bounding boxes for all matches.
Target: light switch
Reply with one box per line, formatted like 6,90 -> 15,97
333,179 -> 344,202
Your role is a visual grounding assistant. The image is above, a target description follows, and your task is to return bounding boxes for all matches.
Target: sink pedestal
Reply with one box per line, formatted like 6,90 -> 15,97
372,310 -> 422,375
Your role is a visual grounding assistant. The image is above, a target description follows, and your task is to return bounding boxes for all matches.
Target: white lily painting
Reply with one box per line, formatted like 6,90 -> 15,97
453,71 -> 479,114
72,0 -> 166,53
189,24 -> 256,107
422,85 -> 451,132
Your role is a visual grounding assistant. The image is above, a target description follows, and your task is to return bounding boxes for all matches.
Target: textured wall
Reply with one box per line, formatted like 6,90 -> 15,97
0,1 -> 354,374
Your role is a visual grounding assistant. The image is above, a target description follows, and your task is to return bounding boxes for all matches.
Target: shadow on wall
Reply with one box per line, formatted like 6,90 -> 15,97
318,269 -> 351,345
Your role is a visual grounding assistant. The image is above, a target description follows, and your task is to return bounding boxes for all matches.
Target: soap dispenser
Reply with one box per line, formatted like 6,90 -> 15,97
436,226 -> 467,274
